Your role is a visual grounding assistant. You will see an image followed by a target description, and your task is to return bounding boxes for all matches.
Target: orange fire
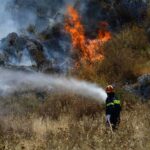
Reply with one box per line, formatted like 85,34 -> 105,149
65,6 -> 111,62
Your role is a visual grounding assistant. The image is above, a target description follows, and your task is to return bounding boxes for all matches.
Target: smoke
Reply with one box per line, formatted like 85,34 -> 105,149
0,0 -> 75,39
0,68 -> 107,103
0,0 -> 17,39
1,0 -> 78,35
3,0 -> 90,35
0,0 -> 147,40
8,48 -> 35,67
0,0 -> 78,70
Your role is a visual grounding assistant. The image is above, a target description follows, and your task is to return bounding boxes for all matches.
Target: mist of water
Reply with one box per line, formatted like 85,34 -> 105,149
0,68 -> 107,103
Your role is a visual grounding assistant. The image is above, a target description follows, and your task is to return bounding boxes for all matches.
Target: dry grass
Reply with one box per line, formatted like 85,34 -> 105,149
0,92 -> 149,150
98,25 -> 150,84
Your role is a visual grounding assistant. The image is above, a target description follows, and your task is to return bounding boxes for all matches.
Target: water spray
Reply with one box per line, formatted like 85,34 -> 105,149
0,68 -> 107,103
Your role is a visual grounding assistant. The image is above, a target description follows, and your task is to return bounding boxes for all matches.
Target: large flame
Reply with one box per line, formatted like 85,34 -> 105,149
65,6 -> 111,62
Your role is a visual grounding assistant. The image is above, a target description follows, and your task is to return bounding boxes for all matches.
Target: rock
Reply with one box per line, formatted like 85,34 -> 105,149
125,74 -> 150,100
137,74 -> 150,99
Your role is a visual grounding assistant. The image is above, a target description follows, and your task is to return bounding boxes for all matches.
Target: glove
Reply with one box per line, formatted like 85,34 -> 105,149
106,114 -> 111,123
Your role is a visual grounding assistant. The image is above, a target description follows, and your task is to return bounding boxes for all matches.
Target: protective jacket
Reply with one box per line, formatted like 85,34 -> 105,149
106,93 -> 115,115
106,92 -> 121,114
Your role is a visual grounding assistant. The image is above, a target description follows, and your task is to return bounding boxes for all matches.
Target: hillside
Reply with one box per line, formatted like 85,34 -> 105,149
0,0 -> 150,150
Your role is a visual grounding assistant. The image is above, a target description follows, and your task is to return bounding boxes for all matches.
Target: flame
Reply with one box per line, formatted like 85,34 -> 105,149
65,6 -> 111,63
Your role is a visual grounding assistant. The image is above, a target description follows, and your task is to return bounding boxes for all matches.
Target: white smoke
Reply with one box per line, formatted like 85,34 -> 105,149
0,0 -> 17,39
0,0 -> 87,39
0,68 -> 107,103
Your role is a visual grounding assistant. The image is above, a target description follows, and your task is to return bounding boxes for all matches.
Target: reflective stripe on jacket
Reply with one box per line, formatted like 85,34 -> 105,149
106,100 -> 121,107
113,99 -> 121,105
106,102 -> 114,107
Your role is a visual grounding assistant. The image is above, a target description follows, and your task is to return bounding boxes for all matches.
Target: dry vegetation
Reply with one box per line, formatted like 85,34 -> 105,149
73,25 -> 150,85
0,91 -> 149,150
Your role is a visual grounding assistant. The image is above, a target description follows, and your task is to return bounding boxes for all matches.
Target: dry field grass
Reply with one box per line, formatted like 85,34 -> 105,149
0,92 -> 149,150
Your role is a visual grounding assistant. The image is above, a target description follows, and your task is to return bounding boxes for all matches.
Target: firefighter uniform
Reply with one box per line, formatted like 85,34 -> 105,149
106,85 -> 121,130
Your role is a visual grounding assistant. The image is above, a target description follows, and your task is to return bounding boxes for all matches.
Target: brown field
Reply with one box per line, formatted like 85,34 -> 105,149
0,91 -> 149,150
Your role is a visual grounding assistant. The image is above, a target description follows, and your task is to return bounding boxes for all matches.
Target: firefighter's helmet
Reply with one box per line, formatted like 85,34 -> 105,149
106,85 -> 114,93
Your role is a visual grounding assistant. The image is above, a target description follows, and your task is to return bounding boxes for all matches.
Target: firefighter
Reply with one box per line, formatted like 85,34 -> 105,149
106,85 -> 121,130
